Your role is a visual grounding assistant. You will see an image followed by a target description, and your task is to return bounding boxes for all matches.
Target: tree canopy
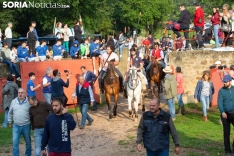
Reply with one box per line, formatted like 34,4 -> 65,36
0,0 -> 233,38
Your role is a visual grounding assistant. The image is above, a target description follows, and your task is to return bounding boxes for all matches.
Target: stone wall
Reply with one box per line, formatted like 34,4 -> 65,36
169,50 -> 234,103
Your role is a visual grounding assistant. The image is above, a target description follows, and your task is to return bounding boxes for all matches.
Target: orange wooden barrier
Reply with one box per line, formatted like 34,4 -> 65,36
20,59 -> 100,104
210,68 -> 228,106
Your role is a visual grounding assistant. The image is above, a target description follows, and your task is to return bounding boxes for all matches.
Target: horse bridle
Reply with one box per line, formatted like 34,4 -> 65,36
128,68 -> 139,90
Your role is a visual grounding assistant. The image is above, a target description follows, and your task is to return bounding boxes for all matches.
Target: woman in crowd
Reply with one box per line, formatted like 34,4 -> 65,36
62,23 -> 71,53
194,71 -> 215,122
54,22 -> 63,40
208,7 -> 220,48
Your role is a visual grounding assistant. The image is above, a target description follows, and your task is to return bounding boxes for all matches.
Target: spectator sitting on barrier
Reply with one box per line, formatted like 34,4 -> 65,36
1,42 -> 21,81
47,46 -> 53,60
80,38 -> 90,59
70,40 -> 80,59
53,39 -> 66,61
35,40 -> 48,62
166,37 -> 173,52
191,35 -> 198,49
10,46 -> 18,62
175,37 -> 184,51
17,42 -> 29,62
27,72 -> 41,97
100,38 -> 107,53
90,37 -> 102,74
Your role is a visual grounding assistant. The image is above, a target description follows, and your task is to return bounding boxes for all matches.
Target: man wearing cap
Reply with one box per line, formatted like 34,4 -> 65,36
193,2 -> 205,49
218,75 -> 234,156
163,65 -> 177,121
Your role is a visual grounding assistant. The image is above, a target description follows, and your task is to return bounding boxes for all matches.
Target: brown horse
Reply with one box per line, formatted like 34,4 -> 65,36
147,57 -> 165,99
103,60 -> 120,119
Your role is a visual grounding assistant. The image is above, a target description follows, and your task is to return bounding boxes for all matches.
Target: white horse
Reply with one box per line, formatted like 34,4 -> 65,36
127,66 -> 144,121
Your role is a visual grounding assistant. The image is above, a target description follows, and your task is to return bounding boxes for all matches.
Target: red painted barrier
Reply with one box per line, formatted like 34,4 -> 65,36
20,59 -> 100,104
210,68 -> 229,106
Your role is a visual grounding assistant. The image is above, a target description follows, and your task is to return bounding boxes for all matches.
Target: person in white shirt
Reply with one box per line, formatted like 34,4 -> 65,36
98,45 -> 123,93
128,37 -> 134,55
5,22 -> 12,49
10,46 -> 18,62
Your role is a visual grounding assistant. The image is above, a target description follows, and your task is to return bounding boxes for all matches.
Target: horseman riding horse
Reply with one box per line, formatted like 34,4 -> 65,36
98,45 -> 123,119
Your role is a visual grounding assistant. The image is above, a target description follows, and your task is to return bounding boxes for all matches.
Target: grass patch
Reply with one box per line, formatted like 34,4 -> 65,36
118,140 -> 130,145
126,135 -> 135,140
130,149 -> 136,152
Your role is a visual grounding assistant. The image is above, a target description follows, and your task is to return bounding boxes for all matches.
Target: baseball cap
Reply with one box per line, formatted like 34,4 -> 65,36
222,75 -> 232,83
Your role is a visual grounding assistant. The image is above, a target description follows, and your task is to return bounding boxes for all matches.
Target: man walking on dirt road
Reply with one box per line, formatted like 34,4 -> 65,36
136,98 -> 180,156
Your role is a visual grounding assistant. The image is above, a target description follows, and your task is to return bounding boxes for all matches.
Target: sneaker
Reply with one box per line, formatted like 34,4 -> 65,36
12,74 -> 15,77
79,126 -> 85,129
16,77 -> 21,81
87,119 -> 94,126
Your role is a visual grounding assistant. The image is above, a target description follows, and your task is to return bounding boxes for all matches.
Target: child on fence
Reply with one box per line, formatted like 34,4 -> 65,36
70,40 -> 80,59
10,46 -> 18,62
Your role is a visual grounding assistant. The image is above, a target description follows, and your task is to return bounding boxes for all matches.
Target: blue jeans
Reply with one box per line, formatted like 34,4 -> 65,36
79,104 -> 92,126
43,93 -> 51,104
2,60 -> 21,78
146,149 -> 169,156
119,44 -> 127,56
34,128 -> 44,156
166,98 -> 175,118
13,123 -> 31,156
200,94 -> 210,116
2,107 -> 9,128
18,58 -> 28,62
213,24 -> 220,48
177,94 -> 184,106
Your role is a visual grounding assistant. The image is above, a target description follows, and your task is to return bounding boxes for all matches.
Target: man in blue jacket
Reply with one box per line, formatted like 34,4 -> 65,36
52,39 -> 66,61
90,37 -> 102,74
80,66 -> 97,111
35,40 -> 48,62
218,75 -> 234,156
70,40 -> 80,59
17,42 -> 29,62
41,98 -> 76,156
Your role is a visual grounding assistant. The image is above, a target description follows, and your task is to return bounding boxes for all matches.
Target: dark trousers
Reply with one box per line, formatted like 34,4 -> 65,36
6,38 -> 12,49
98,68 -> 123,89
75,36 -> 82,45
221,116 -> 234,153
69,36 -> 74,53
28,42 -> 36,55
195,26 -> 204,48
172,23 -> 189,48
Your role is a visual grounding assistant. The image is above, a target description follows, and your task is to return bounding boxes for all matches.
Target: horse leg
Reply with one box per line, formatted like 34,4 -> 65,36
113,93 -> 119,117
151,80 -> 155,98
128,96 -> 133,118
105,93 -> 112,119
141,94 -> 145,112
157,82 -> 161,100
134,96 -> 140,122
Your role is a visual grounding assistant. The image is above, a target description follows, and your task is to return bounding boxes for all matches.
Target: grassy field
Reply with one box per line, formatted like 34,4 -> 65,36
0,103 -> 229,155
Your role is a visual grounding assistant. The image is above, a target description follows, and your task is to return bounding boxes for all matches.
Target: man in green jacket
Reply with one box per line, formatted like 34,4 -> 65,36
218,75 -> 234,156
163,65 -> 177,121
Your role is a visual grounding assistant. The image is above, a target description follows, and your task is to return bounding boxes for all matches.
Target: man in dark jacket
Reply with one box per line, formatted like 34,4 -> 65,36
172,4 -> 191,49
1,75 -> 18,128
80,66 -> 98,111
72,76 -> 94,129
27,26 -> 37,57
51,69 -> 70,107
218,75 -> 234,156
41,98 -> 76,156
136,98 -> 180,155
29,96 -> 52,156
74,20 -> 82,45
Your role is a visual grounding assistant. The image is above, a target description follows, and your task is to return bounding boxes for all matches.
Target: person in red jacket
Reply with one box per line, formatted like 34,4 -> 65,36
208,7 -> 220,48
142,37 -> 151,48
193,2 -> 204,49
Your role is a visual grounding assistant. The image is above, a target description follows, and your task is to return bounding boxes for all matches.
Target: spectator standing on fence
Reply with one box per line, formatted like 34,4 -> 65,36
27,26 -> 37,58
43,67 -> 53,104
27,72 -> 41,97
1,43 -> 21,81
4,22 -> 12,49
31,21 -> 39,47
136,98 -> 180,156
194,71 -> 214,122
69,26 -> 74,50
194,2 -> 205,49
176,67 -> 185,115
72,76 -> 94,129
63,24 -> 71,53
172,4 -> 191,49
220,4 -> 232,46
35,40 -> 48,62
80,66 -> 98,111
54,22 -> 64,40
80,38 -> 90,59
53,39 -> 66,61
208,7 -> 220,48
41,98 -> 76,156
18,42 -> 29,62
218,75 -> 234,156
70,40 -> 80,59
8,88 -> 31,156
29,96 -> 52,156
1,75 -> 18,128
74,20 -> 82,45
